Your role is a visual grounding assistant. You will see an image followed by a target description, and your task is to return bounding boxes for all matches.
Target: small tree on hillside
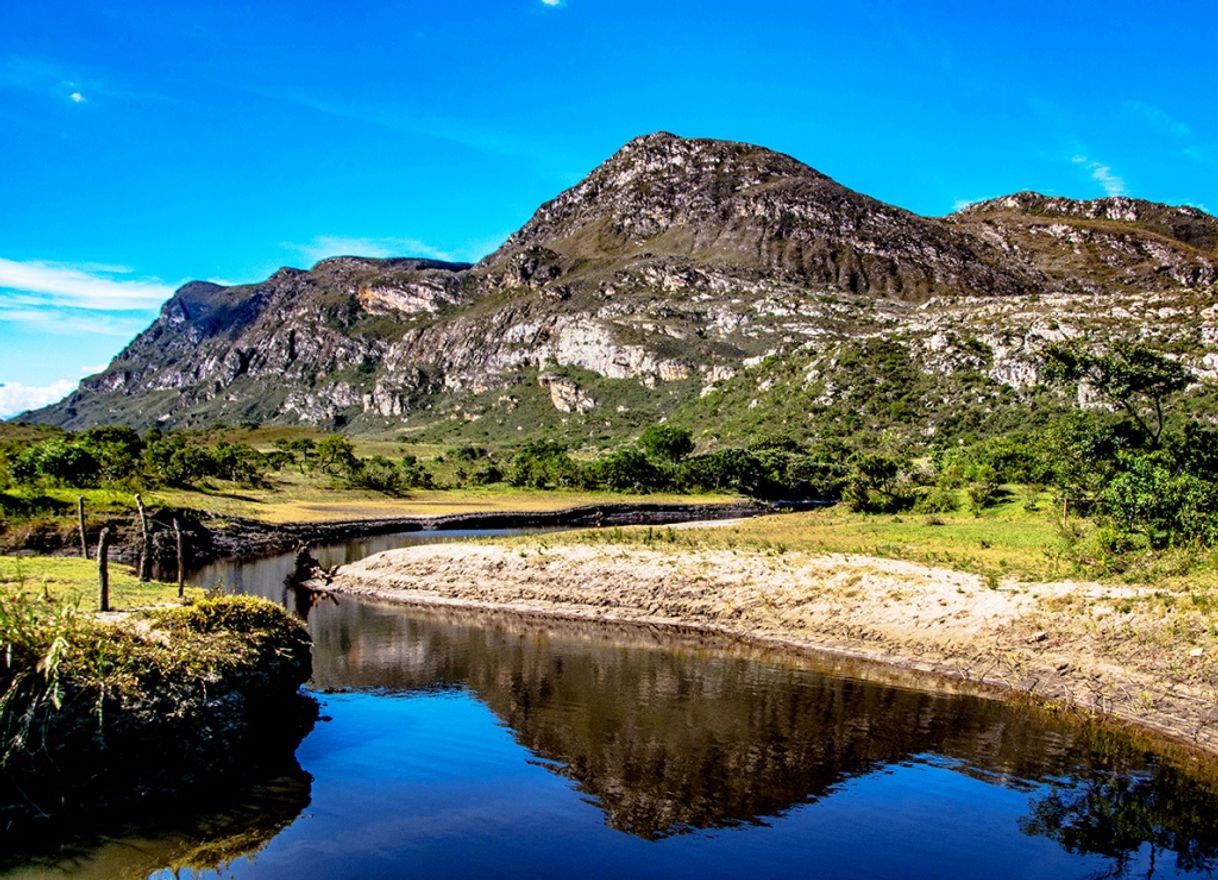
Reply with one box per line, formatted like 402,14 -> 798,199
1042,342 -> 1192,446
638,425 -> 694,463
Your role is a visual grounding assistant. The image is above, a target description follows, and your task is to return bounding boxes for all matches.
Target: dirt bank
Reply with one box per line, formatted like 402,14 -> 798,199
3,499 -> 770,576
0,595 -> 315,834
323,541 -> 1218,756
195,500 -> 770,566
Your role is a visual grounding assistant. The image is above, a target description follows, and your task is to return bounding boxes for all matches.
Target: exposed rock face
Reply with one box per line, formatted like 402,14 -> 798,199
488,132 -> 1042,301
538,372 -> 595,414
950,192 -> 1218,292
21,133 -> 1218,435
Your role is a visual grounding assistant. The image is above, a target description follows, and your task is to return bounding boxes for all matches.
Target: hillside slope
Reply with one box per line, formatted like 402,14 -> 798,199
22,133 -> 1218,444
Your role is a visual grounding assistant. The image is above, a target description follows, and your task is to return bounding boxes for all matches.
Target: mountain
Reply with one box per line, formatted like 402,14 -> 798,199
22,133 -> 1218,444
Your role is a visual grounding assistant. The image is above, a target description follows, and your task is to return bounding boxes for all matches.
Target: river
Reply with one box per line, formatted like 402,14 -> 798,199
5,529 -> 1218,879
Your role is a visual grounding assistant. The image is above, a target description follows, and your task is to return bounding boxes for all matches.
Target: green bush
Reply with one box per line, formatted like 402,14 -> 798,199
508,441 -> 580,489
638,425 -> 694,463
914,486 -> 960,514
843,453 -> 915,513
584,448 -> 665,492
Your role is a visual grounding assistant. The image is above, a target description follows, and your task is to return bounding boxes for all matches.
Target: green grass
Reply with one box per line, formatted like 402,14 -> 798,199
0,590 -> 311,825
537,491 -> 1218,589
0,555 -> 202,611
149,477 -> 738,523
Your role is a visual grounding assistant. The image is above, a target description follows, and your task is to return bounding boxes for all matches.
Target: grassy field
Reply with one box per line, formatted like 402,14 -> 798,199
536,491 -> 1218,590
0,555 -> 202,611
3,475 -> 739,526
150,477 -> 739,523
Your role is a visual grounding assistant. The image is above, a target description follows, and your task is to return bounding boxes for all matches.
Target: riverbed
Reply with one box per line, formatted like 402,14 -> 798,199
5,529 -> 1218,879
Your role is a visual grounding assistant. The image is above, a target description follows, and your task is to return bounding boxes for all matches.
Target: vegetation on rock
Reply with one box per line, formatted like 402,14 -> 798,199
0,586 -> 313,827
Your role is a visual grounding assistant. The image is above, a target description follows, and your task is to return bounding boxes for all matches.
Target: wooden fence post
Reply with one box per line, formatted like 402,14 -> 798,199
77,495 -> 88,558
173,517 -> 185,598
134,493 -> 152,582
97,526 -> 112,612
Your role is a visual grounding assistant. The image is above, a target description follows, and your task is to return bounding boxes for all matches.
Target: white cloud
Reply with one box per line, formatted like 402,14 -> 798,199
0,378 -> 75,418
69,90 -> 85,103
1122,100 -> 1190,138
0,258 -> 175,310
541,0 -> 562,5
0,307 -> 146,337
285,235 -> 460,265
1072,155 -> 1127,197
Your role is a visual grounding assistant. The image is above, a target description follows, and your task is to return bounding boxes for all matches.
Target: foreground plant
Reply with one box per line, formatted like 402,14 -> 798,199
0,592 -> 314,825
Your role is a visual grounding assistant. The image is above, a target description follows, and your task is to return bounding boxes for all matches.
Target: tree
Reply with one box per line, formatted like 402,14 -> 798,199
142,435 -> 215,487
507,442 -> 580,489
209,442 -> 267,486
585,448 -> 663,492
638,425 -> 694,463
1100,452 -> 1217,548
273,438 -> 317,474
1042,343 -> 1192,446
14,440 -> 101,487
315,435 -> 358,475
77,426 -> 143,483
678,449 -> 766,496
842,452 -> 913,513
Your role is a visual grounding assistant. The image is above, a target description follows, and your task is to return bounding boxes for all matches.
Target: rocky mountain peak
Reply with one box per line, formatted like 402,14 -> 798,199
484,132 -> 820,262
480,132 -> 1039,300
957,192 -> 1218,253
21,132 -> 1217,435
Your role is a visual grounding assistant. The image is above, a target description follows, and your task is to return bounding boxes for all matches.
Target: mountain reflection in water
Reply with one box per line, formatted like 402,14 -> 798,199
13,528 -> 1216,880
309,601 -> 1218,871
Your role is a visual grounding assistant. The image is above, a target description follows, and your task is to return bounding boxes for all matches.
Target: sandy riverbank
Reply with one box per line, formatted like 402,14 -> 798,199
323,540 -> 1218,756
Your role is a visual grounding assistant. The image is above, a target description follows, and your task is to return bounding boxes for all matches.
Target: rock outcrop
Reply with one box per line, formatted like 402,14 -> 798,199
20,133 -> 1218,438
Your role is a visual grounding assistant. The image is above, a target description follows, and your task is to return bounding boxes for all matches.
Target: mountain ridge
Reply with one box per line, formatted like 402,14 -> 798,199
19,132 -> 1218,443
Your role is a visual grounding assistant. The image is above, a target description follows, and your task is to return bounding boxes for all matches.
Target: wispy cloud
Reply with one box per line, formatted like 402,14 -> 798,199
284,235 -> 460,265
1122,100 -> 1190,138
0,257 -> 175,310
0,378 -> 76,417
0,54 -> 177,108
1071,155 -> 1127,197
0,307 -> 148,337
541,0 -> 563,5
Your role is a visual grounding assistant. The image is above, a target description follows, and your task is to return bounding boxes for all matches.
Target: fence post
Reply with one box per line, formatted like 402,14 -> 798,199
97,526 -> 112,612
77,495 -> 88,558
174,517 -> 185,598
134,493 -> 152,582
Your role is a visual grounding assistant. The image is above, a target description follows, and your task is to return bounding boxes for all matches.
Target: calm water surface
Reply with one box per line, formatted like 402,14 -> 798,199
6,530 -> 1218,879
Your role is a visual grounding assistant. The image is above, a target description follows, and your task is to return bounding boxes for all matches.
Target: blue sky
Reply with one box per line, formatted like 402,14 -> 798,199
1,0 -> 1215,416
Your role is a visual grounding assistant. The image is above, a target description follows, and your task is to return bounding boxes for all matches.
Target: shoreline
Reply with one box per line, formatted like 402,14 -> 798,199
1,497 -> 769,572
0,595 -> 315,833
193,499 -> 770,566
320,540 -> 1218,760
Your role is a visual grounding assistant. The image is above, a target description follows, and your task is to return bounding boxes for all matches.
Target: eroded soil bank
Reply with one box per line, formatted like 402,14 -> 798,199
323,541 -> 1218,756
0,596 -> 316,836
199,500 -> 769,564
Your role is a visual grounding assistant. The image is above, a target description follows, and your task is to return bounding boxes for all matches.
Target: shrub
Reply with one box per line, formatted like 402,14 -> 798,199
638,425 -> 694,463
915,486 -> 960,514
843,453 -> 915,514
